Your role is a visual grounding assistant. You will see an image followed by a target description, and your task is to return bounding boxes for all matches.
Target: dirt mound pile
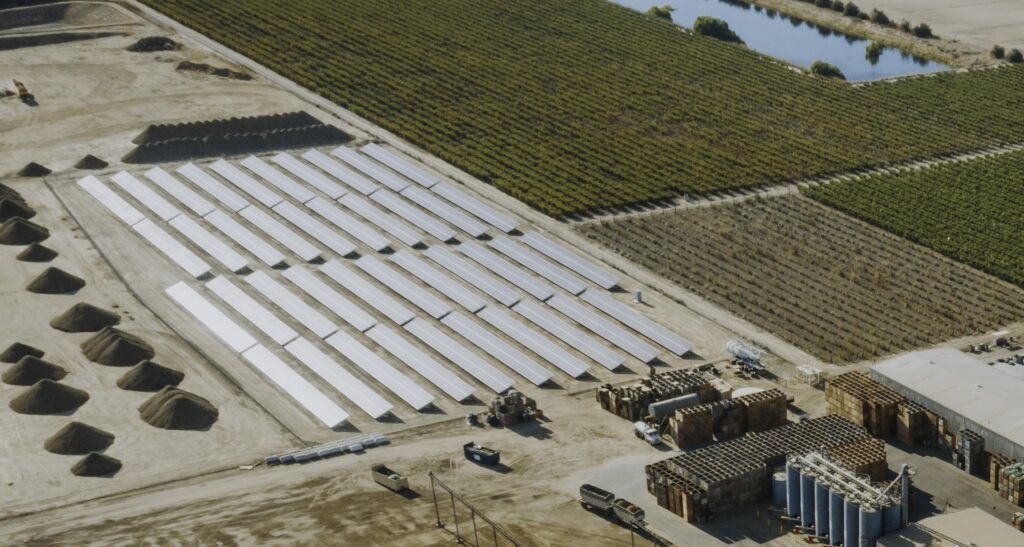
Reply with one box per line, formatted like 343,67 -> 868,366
0,217 -> 49,245
10,379 -> 89,414
176,61 -> 252,81
2,356 -> 67,385
73,155 -> 108,169
0,342 -> 44,363
44,422 -> 115,455
139,387 -> 218,430
127,36 -> 179,52
17,162 -> 51,177
71,452 -> 122,477
50,303 -> 120,332
117,360 -> 183,392
81,327 -> 154,366
16,243 -> 57,262
0,182 -> 25,203
26,267 -> 85,294
0,199 -> 35,222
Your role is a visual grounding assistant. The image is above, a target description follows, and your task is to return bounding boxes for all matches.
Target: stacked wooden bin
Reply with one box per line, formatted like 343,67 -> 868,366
596,369 -> 719,422
825,371 -> 905,437
666,389 -> 788,448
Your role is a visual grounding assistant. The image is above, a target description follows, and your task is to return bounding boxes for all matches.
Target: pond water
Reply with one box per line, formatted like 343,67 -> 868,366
614,0 -> 949,81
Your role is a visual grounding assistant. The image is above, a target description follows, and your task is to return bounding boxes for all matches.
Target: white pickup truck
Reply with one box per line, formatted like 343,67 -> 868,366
633,421 -> 661,445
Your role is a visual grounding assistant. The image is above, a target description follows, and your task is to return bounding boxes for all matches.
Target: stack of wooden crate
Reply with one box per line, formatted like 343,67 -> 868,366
825,372 -> 906,437
596,369 -> 717,421
825,437 -> 888,481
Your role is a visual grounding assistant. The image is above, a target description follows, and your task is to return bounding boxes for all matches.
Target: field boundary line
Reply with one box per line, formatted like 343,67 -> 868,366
570,140 -> 1024,225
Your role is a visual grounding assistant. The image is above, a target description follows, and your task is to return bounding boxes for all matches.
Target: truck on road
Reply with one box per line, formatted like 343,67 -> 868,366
634,420 -> 662,445
579,483 -> 616,516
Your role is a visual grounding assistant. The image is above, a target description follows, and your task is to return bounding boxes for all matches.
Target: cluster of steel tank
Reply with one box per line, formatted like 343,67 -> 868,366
773,456 -> 905,546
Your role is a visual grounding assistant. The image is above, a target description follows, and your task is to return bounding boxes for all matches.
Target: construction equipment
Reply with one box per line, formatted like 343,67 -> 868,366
465,412 -> 479,427
634,420 -> 662,445
371,464 -> 409,492
463,442 -> 500,466
481,389 -> 541,427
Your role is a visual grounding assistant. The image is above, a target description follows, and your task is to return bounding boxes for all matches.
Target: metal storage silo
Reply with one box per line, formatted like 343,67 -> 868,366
814,477 -> 830,537
829,489 -> 845,543
844,497 -> 860,547
859,505 -> 882,546
786,461 -> 801,518
881,501 -> 901,534
772,471 -> 787,506
800,471 -> 815,528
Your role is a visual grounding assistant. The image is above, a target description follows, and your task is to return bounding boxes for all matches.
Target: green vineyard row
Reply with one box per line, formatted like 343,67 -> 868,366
142,0 -> 1024,216
805,150 -> 1024,287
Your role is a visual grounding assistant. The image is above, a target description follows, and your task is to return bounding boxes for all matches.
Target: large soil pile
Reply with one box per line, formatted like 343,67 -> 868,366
0,217 -> 49,245
16,243 -> 58,262
0,342 -> 44,363
71,452 -> 122,477
117,360 -> 184,392
81,327 -> 154,366
139,387 -> 218,430
10,379 -> 89,414
16,162 -> 51,177
26,267 -> 85,294
127,36 -> 179,52
73,155 -> 108,169
44,422 -> 115,455
0,199 -> 35,222
1,356 -> 67,385
50,302 -> 121,332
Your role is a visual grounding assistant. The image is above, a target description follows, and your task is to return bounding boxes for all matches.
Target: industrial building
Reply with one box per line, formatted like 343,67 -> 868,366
877,507 -> 1024,547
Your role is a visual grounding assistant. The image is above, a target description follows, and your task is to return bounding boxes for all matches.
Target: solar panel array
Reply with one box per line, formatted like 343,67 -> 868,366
77,144 -> 698,431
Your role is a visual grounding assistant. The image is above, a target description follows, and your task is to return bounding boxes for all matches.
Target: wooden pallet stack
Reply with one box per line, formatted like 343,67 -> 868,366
990,453 -> 1014,491
825,437 -> 888,481
825,372 -> 906,437
596,369 -> 717,421
1001,463 -> 1024,506
896,400 -> 937,445
667,389 -> 788,448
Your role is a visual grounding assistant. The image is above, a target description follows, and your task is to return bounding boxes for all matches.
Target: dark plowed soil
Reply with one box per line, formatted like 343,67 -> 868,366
16,243 -> 57,262
139,386 -> 218,430
50,302 -> 121,333
81,327 -> 155,367
1,355 -> 67,385
16,162 -> 51,177
73,155 -> 108,169
10,379 -> 89,415
44,422 -> 115,455
117,360 -> 184,392
0,342 -> 44,363
71,452 -> 122,477
0,199 -> 35,222
0,217 -> 49,245
26,267 -> 85,294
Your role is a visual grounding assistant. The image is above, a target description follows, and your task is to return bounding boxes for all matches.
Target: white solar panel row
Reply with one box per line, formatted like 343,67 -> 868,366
477,307 -> 589,378
370,189 -> 456,242
205,210 -> 287,267
547,294 -> 660,363
366,325 -> 475,402
110,172 -> 181,222
338,193 -> 422,247
325,330 -> 434,410
302,149 -> 379,195
389,250 -> 487,313
441,312 -> 553,385
165,282 -> 255,352
77,175 -> 146,226
423,246 -> 521,307
239,206 -> 322,262
489,236 -> 588,295
241,156 -> 316,203
331,146 -> 410,192
580,289 -> 693,356
400,186 -> 487,238
206,276 -> 298,345
242,344 -> 349,428
520,231 -> 619,290
403,318 -> 514,393
134,219 -> 211,278
281,266 -> 378,333
273,201 -> 357,257
456,242 -> 555,301
272,152 -> 347,199
319,260 -> 416,326
246,271 -> 337,339
209,159 -> 283,208
356,256 -> 452,320
177,163 -> 250,212
361,143 -> 440,188
431,182 -> 518,234
512,300 -> 624,370
307,197 -> 390,252
284,337 -> 392,419
143,167 -> 216,217
169,215 -> 248,273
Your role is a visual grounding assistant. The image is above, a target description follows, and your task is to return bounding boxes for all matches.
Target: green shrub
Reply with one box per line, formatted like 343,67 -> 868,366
992,45 -> 1005,59
693,16 -> 743,43
644,5 -> 674,21
831,0 -> 844,11
913,23 -> 933,38
865,41 -> 883,59
815,0 -> 831,7
1009,49 -> 1024,63
870,9 -> 889,25
810,60 -> 845,80
843,2 -> 859,17
899,20 -> 911,32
